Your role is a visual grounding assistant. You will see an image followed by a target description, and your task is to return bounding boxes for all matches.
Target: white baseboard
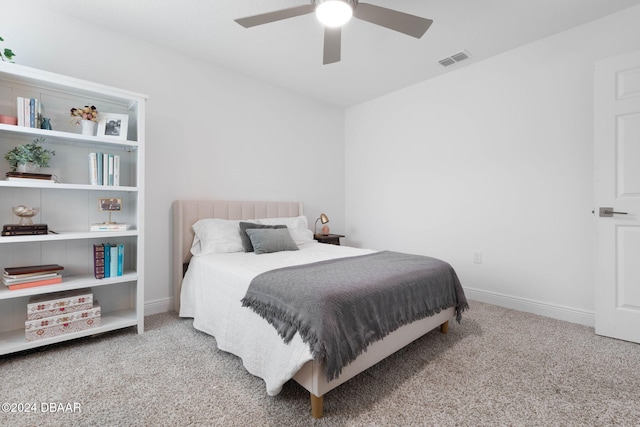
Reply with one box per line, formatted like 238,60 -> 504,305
144,297 -> 174,316
142,290 -> 596,328
464,287 -> 595,327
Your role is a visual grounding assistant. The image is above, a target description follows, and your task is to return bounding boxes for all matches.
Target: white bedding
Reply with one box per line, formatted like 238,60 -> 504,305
179,241 -> 375,395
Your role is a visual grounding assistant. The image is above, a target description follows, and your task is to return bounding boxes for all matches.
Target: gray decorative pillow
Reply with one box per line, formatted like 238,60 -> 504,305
239,222 -> 287,252
245,228 -> 299,255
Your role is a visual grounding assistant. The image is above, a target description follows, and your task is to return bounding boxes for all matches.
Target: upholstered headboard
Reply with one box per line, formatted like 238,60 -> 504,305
172,200 -> 304,312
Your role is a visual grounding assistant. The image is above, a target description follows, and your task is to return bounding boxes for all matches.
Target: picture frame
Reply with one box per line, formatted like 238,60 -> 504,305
97,113 -> 129,140
98,198 -> 123,212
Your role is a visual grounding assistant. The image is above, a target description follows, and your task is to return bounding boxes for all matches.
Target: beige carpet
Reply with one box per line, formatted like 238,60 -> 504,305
1,301 -> 639,426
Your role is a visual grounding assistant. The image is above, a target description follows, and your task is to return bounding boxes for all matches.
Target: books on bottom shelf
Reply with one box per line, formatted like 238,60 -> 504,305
88,153 -> 120,186
3,264 -> 64,290
93,243 -> 124,279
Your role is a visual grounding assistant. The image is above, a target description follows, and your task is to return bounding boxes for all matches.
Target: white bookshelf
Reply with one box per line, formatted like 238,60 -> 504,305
0,62 -> 146,355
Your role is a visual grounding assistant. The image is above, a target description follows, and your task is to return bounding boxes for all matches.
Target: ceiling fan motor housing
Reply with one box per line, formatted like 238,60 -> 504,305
314,0 -> 358,27
313,0 -> 359,9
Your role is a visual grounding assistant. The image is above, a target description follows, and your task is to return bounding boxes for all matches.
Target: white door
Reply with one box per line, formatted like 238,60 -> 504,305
594,50 -> 640,343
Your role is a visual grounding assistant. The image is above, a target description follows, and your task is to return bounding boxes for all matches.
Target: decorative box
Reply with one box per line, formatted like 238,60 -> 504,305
26,288 -> 93,320
25,301 -> 101,342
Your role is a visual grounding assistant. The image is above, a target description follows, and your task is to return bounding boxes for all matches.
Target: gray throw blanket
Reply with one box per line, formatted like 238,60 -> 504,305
241,251 -> 469,381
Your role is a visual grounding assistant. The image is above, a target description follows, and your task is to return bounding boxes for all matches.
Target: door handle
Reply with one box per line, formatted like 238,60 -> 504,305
598,207 -> 628,217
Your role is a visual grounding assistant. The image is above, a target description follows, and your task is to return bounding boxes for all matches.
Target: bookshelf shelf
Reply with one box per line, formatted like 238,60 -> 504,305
0,123 -> 139,149
0,231 -> 138,244
0,62 -> 146,355
0,309 -> 137,355
0,271 -> 137,300
0,180 -> 138,191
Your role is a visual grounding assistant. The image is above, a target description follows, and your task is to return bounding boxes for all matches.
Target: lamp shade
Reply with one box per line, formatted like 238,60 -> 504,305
315,213 -> 330,235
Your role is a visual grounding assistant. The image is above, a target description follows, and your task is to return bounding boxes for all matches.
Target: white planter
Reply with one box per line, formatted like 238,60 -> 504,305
16,163 -> 39,173
80,119 -> 97,136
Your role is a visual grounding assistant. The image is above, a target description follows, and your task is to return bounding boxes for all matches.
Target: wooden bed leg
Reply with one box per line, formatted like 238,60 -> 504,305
440,320 -> 449,334
310,393 -> 324,418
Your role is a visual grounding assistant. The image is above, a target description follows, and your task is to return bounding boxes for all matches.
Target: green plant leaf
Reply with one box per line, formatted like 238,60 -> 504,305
4,138 -> 55,171
4,48 -> 15,59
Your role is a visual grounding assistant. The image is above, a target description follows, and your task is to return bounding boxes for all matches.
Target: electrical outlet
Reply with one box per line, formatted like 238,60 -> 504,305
473,251 -> 482,264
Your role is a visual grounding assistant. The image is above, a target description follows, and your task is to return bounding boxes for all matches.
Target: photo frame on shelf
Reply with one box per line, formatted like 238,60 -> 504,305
98,197 -> 122,212
97,113 -> 129,140
97,197 -> 122,224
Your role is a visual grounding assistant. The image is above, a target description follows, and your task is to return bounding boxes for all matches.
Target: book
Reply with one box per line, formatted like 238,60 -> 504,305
5,276 -> 62,290
24,97 -> 29,128
104,243 -> 111,277
110,245 -> 118,276
113,155 -> 120,186
4,264 -> 64,276
3,269 -> 61,280
6,172 -> 53,180
3,224 -> 48,231
117,243 -> 124,276
3,272 -> 61,285
96,152 -> 103,185
108,154 -> 114,186
2,229 -> 48,236
90,223 -> 129,232
89,153 -> 98,185
102,153 -> 109,187
17,97 -> 24,127
93,244 -> 105,279
29,98 -> 35,128
36,98 -> 42,129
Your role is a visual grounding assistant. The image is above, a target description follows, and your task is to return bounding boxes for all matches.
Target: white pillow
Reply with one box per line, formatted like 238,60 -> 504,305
190,218 -> 245,256
256,215 -> 314,245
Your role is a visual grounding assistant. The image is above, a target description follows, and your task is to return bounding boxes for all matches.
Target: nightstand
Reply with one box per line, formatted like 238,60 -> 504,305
314,234 -> 345,245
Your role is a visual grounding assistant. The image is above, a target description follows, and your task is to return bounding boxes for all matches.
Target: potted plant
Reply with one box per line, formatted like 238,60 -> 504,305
70,105 -> 98,135
4,137 -> 55,172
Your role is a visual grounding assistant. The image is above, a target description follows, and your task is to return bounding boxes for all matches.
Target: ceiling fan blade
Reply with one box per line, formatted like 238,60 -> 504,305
235,4 -> 315,28
323,27 -> 341,65
353,3 -> 433,38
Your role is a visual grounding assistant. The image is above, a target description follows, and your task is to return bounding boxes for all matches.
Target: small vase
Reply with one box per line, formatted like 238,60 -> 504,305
16,163 -> 39,173
80,119 -> 97,136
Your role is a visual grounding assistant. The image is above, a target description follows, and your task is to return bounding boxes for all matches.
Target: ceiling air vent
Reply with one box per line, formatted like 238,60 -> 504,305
438,50 -> 471,67
438,57 -> 456,67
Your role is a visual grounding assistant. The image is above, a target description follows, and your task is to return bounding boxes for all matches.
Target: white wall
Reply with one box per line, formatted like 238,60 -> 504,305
345,6 -> 640,326
3,4 -> 345,313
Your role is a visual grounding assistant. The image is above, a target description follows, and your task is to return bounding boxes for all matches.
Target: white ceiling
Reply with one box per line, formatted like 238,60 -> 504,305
32,0 -> 640,107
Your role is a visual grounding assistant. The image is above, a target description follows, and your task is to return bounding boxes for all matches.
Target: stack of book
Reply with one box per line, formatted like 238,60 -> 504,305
3,264 -> 64,291
88,153 -> 120,186
24,288 -> 101,342
2,224 -> 48,236
90,223 -> 129,232
93,244 -> 124,279
16,96 -> 42,128
5,172 -> 55,183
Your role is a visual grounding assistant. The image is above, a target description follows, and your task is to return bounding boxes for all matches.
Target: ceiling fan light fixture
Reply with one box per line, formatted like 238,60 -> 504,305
315,0 -> 355,27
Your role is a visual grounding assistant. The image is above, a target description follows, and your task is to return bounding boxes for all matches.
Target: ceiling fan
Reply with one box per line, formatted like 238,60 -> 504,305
234,0 -> 433,65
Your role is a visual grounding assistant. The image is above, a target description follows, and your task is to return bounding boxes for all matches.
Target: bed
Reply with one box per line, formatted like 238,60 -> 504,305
173,200 -> 467,418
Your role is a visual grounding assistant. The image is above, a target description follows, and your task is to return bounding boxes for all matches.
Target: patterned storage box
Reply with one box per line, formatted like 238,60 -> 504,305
26,288 -> 93,320
25,301 -> 101,342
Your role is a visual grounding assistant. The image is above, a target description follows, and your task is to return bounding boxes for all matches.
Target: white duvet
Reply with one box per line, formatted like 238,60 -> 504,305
179,242 -> 375,395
